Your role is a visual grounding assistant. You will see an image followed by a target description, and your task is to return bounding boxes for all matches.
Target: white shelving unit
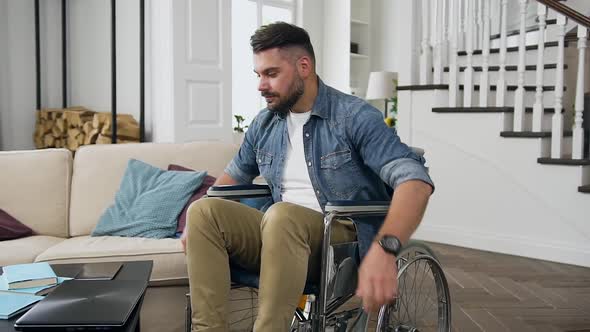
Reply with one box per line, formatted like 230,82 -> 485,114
323,0 -> 371,97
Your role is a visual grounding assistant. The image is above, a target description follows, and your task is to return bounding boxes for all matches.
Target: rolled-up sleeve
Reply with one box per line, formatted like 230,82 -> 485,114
349,104 -> 435,192
379,158 -> 434,191
223,117 -> 260,184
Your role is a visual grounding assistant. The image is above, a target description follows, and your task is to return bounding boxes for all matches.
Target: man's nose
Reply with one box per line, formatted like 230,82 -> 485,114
258,78 -> 269,92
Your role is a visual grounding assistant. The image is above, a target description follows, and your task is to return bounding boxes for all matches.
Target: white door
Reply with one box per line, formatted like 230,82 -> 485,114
172,0 -> 232,142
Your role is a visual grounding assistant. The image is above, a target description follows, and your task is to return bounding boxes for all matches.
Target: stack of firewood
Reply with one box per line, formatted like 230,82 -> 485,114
33,107 -> 140,151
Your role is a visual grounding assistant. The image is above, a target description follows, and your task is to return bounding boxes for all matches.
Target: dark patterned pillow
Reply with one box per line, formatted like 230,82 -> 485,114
0,209 -> 33,241
167,164 -> 217,233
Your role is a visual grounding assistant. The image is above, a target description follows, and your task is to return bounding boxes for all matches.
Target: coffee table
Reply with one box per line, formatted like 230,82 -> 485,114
0,260 -> 153,332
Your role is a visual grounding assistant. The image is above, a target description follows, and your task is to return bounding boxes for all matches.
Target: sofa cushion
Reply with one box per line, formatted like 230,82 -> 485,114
167,164 -> 217,233
0,236 -> 65,265
69,142 -> 239,237
0,149 -> 71,237
35,236 -> 187,282
92,159 -> 206,239
0,209 -> 33,240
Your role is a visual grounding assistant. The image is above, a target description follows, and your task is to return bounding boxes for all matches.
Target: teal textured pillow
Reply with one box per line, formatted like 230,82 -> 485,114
92,159 -> 207,239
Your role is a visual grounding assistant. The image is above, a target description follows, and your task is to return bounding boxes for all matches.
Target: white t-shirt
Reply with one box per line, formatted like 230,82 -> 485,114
281,110 -> 322,212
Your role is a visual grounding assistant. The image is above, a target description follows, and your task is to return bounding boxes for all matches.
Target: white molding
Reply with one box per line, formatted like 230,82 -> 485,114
414,224 -> 590,268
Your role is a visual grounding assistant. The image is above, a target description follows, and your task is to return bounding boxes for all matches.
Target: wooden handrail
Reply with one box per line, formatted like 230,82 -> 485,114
535,0 -> 590,28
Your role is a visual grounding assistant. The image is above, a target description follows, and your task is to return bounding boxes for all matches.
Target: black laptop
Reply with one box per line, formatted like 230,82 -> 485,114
14,279 -> 147,331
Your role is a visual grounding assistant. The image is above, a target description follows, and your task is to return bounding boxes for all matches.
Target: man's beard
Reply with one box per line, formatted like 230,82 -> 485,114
263,77 -> 304,117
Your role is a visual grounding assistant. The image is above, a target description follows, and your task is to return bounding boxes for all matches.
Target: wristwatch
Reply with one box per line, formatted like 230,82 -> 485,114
378,235 -> 402,256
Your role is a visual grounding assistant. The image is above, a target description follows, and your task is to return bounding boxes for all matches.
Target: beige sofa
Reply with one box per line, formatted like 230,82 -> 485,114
0,141 -> 239,332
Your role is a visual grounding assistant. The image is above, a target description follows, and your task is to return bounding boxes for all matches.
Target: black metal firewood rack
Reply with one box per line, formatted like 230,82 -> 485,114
34,0 -> 145,143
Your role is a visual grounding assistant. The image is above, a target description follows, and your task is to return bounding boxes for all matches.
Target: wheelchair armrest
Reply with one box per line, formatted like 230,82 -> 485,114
325,200 -> 390,217
206,184 -> 271,199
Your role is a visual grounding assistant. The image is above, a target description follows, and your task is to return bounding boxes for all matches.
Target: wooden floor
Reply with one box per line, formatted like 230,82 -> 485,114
429,242 -> 590,332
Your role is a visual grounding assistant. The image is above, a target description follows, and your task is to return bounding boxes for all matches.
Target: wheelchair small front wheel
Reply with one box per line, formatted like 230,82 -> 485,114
376,255 -> 451,332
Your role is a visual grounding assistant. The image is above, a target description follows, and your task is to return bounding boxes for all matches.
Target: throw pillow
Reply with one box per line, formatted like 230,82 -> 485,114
0,209 -> 33,241
92,159 -> 206,239
167,164 -> 217,233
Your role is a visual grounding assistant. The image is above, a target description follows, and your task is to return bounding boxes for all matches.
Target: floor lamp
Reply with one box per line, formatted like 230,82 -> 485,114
365,71 -> 398,119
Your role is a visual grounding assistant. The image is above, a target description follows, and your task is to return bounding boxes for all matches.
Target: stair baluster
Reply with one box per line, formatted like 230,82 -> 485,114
420,0 -> 433,84
463,0 -> 474,106
572,26 -> 588,160
448,0 -> 459,107
495,0 -> 508,106
477,0 -> 483,50
513,0 -> 528,132
442,0 -> 449,67
532,3 -> 547,132
434,0 -> 443,84
479,0 -> 490,107
551,13 -> 567,158
458,0 -> 465,51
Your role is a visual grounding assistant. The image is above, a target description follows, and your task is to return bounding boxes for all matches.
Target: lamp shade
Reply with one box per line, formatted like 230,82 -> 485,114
365,71 -> 398,100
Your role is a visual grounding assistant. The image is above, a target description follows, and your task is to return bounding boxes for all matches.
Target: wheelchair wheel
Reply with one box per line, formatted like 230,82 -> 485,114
397,240 -> 439,266
376,254 -> 451,332
227,286 -> 258,331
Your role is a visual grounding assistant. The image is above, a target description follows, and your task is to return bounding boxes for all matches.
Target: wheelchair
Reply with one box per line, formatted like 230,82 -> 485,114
186,183 -> 451,331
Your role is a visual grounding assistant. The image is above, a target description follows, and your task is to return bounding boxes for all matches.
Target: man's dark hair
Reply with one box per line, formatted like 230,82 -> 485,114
250,22 -> 316,64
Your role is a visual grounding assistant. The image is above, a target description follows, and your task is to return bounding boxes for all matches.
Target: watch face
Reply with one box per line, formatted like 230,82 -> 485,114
380,235 -> 401,255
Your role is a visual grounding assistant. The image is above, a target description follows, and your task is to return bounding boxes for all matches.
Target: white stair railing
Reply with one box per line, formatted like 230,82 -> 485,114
551,13 -> 567,158
458,0 -> 465,51
463,0 -> 474,106
495,0 -> 508,106
513,0 -> 528,132
449,0 -> 459,107
572,26 -> 588,160
479,0 -> 490,106
433,0 -> 444,84
420,0 -> 433,85
477,0 -> 484,50
442,0 -> 449,68
532,3 -> 547,132
413,0 -> 589,162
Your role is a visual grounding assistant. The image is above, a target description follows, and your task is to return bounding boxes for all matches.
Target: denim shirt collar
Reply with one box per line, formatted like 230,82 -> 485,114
310,78 -> 329,120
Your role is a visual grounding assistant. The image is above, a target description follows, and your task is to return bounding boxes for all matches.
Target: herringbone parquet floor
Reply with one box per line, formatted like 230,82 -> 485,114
428,242 -> 590,332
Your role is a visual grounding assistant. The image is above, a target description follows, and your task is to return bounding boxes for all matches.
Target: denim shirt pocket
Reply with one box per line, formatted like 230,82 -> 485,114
320,149 -> 360,198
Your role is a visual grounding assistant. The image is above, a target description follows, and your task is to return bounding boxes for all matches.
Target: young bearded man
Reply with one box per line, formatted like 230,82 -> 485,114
182,22 -> 434,331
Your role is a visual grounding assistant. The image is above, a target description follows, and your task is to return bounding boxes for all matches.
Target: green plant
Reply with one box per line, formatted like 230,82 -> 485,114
233,115 -> 248,133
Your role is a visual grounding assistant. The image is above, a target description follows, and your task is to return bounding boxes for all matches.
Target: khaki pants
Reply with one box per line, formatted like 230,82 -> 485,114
186,198 -> 356,331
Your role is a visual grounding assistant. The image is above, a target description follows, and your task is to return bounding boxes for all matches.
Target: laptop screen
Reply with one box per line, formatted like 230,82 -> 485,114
14,279 -> 147,329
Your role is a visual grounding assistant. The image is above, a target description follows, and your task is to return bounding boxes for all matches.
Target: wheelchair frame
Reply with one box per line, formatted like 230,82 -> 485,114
186,184 -> 451,332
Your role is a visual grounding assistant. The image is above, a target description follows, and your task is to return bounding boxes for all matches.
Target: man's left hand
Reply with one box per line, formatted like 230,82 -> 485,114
356,241 -> 398,313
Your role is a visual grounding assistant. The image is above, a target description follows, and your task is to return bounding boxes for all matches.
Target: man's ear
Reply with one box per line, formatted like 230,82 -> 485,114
297,55 -> 313,78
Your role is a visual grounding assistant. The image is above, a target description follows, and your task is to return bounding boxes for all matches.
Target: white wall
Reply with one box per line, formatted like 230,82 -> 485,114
0,0 -> 37,151
370,0 -> 420,85
298,0 -> 324,78
0,0 -> 150,150
398,89 -> 590,267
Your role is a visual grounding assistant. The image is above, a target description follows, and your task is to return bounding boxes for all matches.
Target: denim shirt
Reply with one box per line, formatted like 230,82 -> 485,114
225,79 -> 434,257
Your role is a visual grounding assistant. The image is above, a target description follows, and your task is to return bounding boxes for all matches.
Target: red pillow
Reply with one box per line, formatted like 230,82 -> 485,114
168,164 -> 217,233
0,209 -> 34,241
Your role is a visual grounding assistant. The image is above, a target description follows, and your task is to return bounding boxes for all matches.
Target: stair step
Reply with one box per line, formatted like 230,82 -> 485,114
537,157 -> 590,165
442,64 -> 567,72
489,19 -> 557,40
432,107 -> 557,113
398,84 -> 449,91
579,185 -> 590,193
500,131 -> 572,138
459,84 -> 565,92
457,41 -> 565,56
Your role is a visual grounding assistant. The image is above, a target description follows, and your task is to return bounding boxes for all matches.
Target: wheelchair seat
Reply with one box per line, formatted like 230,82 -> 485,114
230,264 -> 320,295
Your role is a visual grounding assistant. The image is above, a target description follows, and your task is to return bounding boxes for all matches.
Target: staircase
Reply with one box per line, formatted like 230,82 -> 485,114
396,0 -> 590,267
